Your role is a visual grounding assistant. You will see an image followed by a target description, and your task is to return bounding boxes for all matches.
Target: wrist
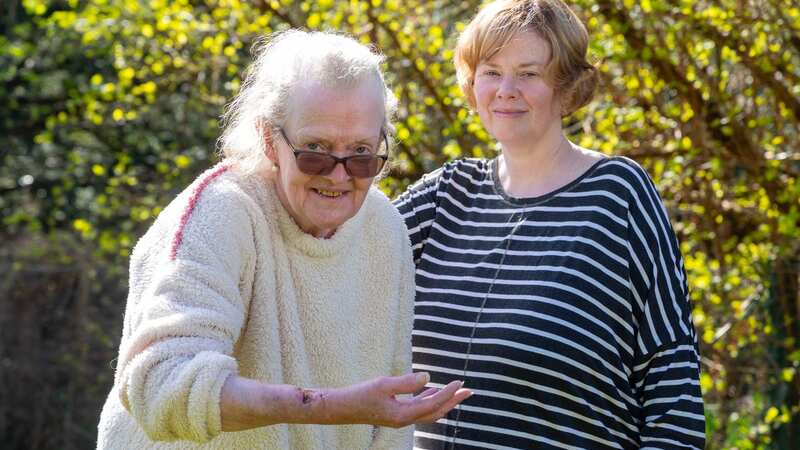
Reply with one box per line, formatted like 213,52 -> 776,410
299,386 -> 340,424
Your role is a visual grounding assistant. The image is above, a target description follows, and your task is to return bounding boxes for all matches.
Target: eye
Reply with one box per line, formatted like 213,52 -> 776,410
353,145 -> 372,154
521,71 -> 539,78
483,69 -> 500,77
304,142 -> 325,152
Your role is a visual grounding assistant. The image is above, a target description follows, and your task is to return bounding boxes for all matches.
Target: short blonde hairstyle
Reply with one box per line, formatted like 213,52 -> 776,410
219,30 -> 397,175
454,0 -> 598,116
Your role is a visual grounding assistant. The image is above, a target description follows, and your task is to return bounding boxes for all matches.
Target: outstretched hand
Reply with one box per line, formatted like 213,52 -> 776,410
316,372 -> 472,427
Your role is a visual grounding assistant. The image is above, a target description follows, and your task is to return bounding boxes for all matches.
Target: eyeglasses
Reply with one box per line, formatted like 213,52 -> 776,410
278,128 -> 389,178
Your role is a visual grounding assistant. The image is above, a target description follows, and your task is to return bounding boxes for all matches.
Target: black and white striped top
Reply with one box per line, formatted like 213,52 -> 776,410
394,157 -> 705,450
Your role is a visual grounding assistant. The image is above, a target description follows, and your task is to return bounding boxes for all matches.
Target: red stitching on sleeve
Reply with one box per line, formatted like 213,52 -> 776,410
169,164 -> 231,261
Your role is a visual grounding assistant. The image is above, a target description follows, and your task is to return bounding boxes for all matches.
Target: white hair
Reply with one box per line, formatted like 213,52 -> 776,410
218,30 -> 398,175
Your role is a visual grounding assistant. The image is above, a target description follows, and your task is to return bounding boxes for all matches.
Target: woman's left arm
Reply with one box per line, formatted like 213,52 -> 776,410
624,163 -> 706,449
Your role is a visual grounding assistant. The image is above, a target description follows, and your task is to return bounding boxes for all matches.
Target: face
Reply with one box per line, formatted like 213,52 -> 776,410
472,31 -> 562,149
267,79 -> 385,238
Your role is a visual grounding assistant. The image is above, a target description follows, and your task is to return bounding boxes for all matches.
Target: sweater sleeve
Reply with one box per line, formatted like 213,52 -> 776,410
115,183 -> 255,443
393,167 -> 443,264
369,211 -> 416,450
623,162 -> 706,449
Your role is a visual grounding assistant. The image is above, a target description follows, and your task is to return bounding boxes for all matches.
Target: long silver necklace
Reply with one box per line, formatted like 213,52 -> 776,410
447,211 -> 528,450
445,145 -> 580,448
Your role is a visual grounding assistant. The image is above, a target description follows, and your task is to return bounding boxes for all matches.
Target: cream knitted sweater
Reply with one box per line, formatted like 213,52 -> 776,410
96,165 -> 415,449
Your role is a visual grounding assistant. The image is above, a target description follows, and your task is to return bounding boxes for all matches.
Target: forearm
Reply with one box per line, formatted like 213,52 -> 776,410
220,374 -> 380,431
637,342 -> 705,449
220,372 -> 469,432
220,375 -> 331,431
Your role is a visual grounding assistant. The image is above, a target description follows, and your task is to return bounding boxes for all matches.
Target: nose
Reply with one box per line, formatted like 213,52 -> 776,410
326,159 -> 350,183
497,76 -> 518,100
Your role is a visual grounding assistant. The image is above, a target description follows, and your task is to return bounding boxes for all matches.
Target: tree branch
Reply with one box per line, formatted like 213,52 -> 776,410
682,13 -> 800,121
365,7 -> 471,156
254,0 -> 301,28
595,0 -> 763,166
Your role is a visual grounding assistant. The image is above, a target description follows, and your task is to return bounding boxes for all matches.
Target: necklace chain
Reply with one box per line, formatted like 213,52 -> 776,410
446,212 -> 527,450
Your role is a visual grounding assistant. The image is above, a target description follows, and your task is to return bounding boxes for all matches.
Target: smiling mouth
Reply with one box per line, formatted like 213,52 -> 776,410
313,188 -> 345,198
494,110 -> 527,115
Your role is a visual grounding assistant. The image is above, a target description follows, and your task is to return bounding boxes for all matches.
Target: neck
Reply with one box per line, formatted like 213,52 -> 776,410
497,126 -> 575,197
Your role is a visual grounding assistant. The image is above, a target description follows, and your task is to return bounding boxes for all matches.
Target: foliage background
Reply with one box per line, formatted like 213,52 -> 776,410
1,0 -> 798,448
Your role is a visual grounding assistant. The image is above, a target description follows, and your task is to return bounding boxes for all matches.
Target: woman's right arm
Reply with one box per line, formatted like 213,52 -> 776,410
116,185 -> 255,443
392,167 -> 444,263
220,372 -> 470,431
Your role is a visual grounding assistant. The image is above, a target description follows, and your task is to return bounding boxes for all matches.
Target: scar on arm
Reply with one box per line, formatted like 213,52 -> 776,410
296,387 -> 325,405
302,389 -> 316,404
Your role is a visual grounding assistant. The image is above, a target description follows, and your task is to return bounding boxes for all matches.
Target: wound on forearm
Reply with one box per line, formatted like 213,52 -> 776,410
301,388 -> 323,404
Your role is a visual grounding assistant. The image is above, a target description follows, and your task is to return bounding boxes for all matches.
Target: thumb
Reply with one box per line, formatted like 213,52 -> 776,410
382,372 -> 430,395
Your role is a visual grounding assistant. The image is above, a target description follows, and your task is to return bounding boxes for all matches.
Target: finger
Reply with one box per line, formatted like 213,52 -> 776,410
424,380 -> 462,404
401,380 -> 464,420
424,388 -> 472,420
396,387 -> 438,405
415,388 -> 474,423
416,387 -> 439,398
380,372 -> 431,396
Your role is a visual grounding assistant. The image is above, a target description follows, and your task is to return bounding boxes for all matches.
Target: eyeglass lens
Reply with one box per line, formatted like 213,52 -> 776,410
295,153 -> 385,177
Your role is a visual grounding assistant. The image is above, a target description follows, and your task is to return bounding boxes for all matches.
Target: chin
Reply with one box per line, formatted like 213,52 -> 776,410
495,128 -> 534,144
315,215 -> 351,231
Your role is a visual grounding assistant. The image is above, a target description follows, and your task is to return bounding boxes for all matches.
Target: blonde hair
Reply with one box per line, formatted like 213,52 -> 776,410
219,30 -> 398,174
454,0 -> 598,116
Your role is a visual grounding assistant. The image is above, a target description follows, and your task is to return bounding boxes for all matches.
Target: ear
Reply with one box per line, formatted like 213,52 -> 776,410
557,92 -> 570,117
466,78 -> 478,110
261,122 -> 278,165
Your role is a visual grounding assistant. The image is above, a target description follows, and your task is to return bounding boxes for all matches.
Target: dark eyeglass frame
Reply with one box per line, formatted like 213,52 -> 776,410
278,128 -> 389,178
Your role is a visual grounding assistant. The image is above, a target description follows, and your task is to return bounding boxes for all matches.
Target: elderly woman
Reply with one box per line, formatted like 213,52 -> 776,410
96,30 -> 470,450
395,1 -> 705,449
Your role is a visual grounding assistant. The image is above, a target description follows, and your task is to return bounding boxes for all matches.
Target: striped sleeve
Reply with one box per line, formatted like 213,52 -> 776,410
624,161 -> 706,449
393,167 -> 444,263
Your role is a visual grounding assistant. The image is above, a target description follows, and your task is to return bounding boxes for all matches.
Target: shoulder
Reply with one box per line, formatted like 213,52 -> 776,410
415,157 -> 492,183
439,157 -> 492,180
365,187 -> 406,230
416,157 -> 493,192
363,187 -> 413,246
394,158 -> 494,211
195,165 -> 261,210
582,156 -> 662,204
177,166 -> 262,236
135,164 -> 260,261
593,156 -> 654,186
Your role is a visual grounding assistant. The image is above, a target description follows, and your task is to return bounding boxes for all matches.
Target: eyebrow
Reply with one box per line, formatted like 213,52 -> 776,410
481,60 -> 545,68
295,133 -> 381,147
